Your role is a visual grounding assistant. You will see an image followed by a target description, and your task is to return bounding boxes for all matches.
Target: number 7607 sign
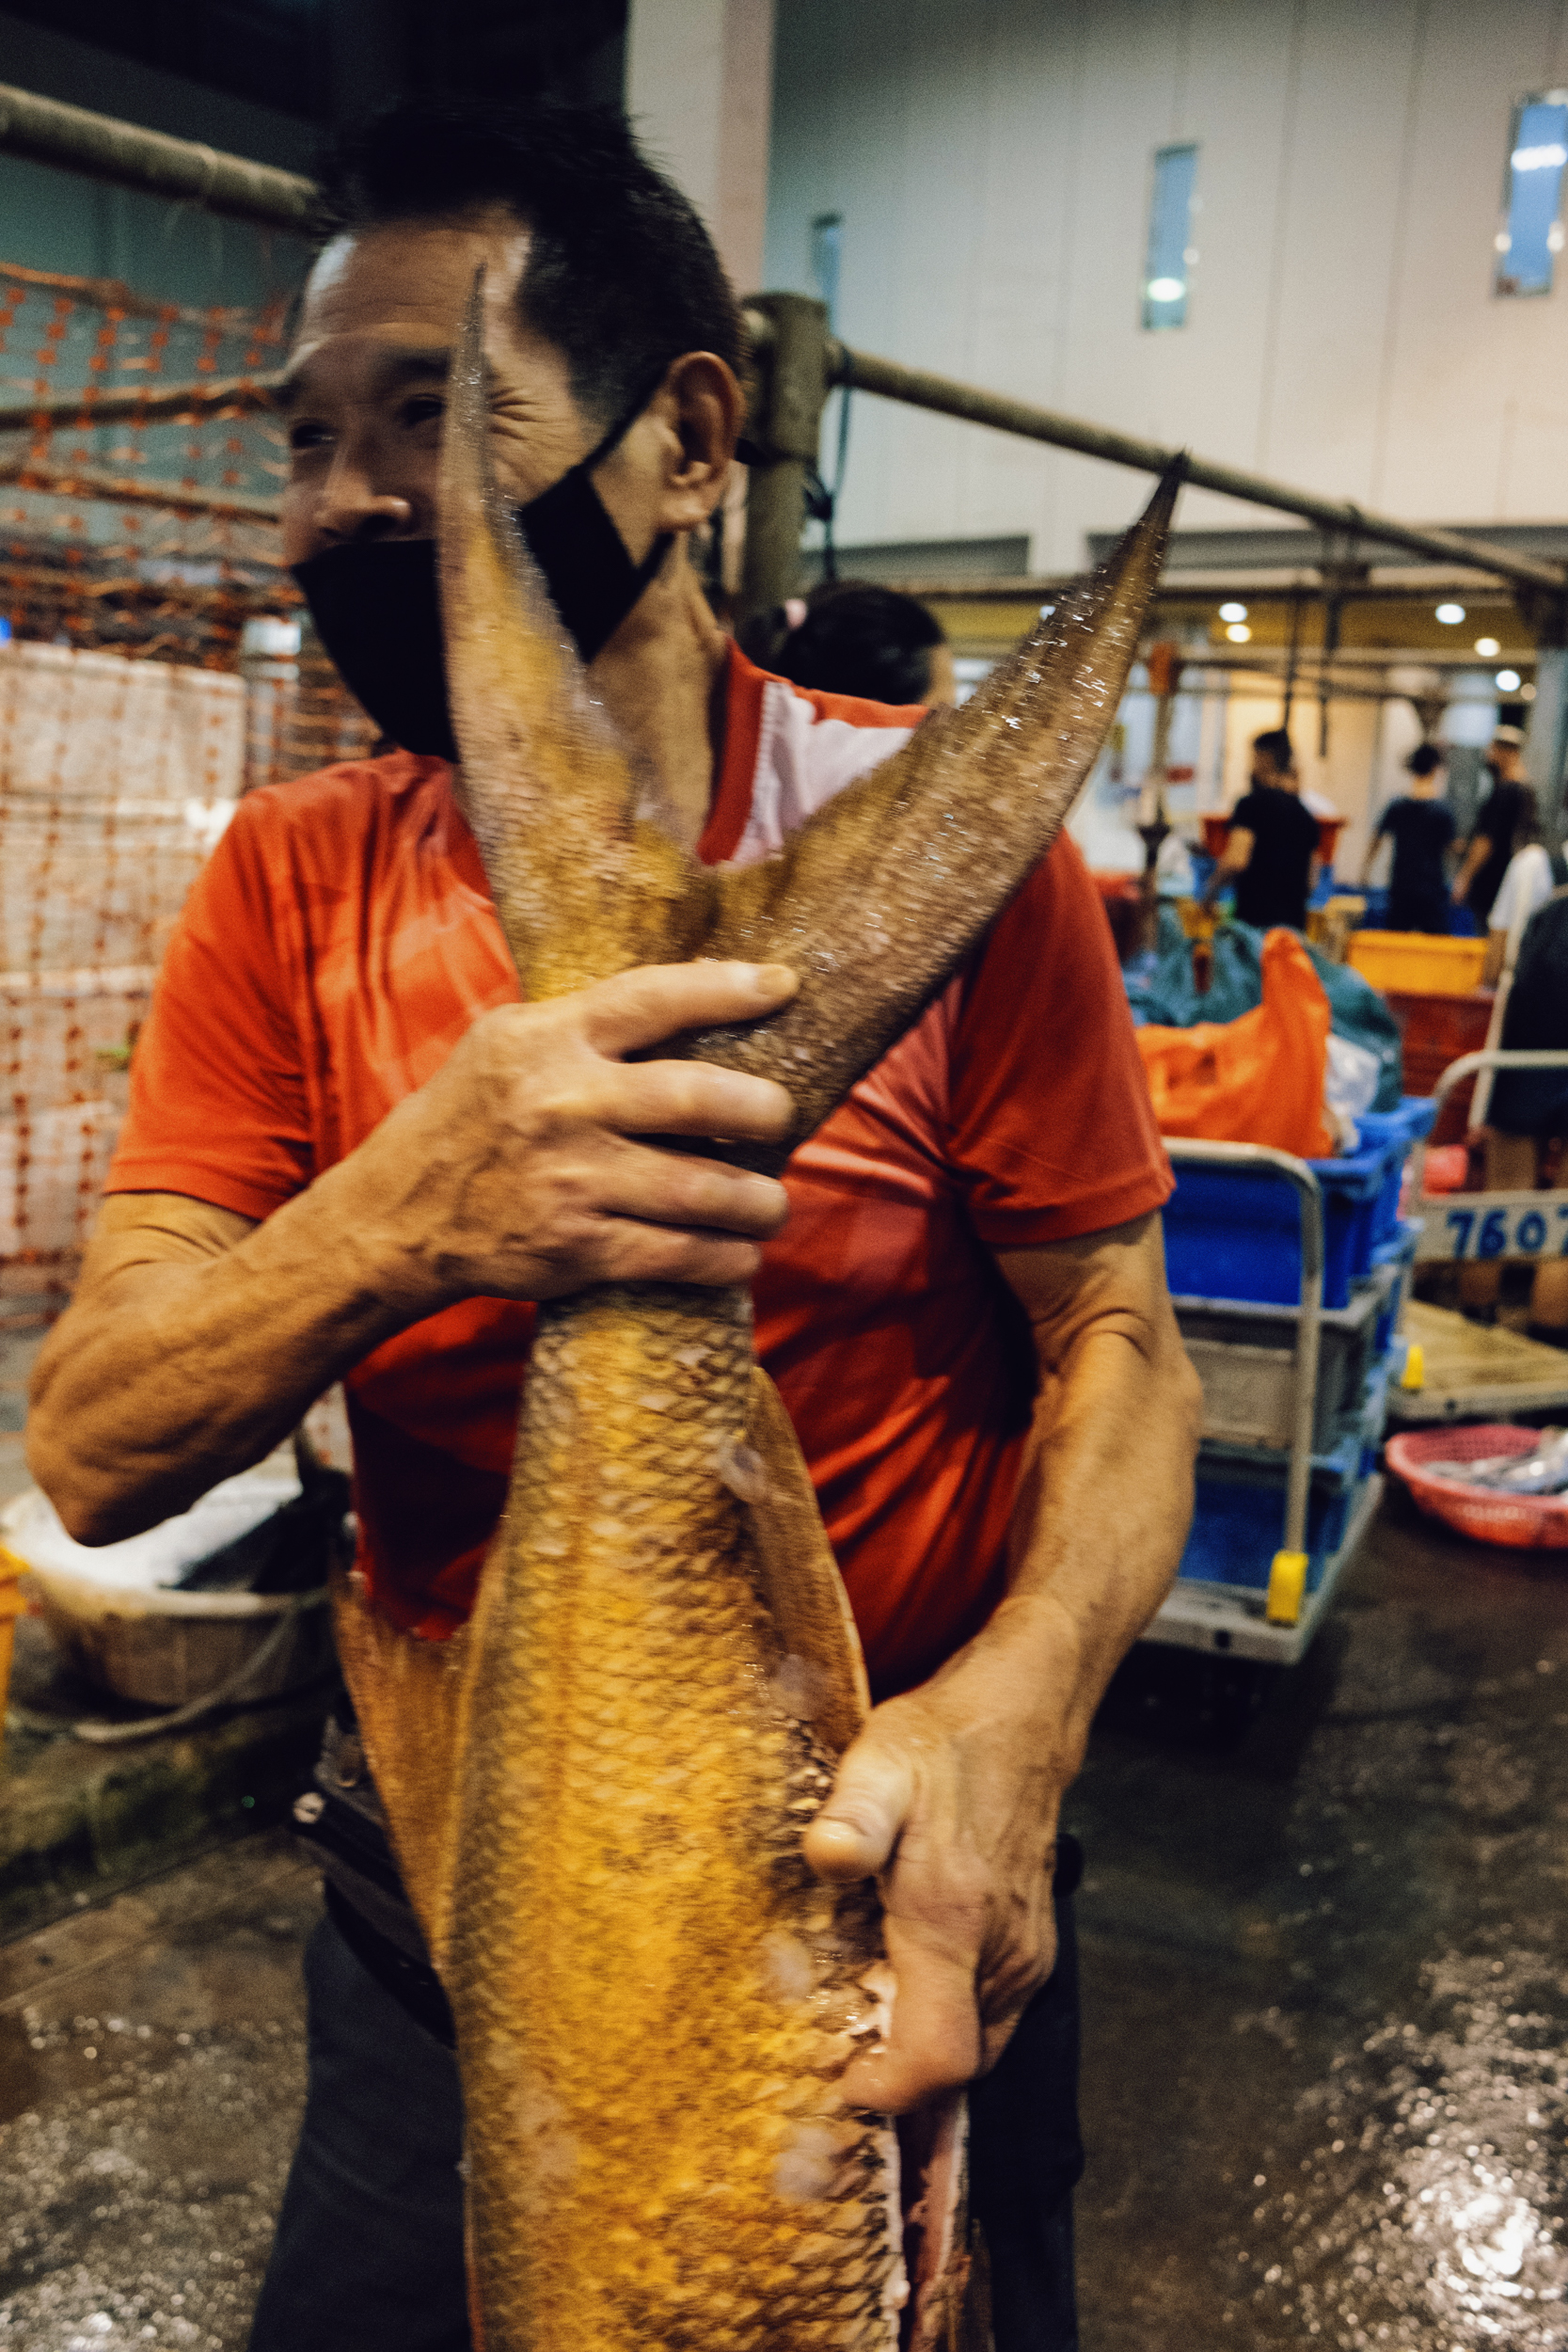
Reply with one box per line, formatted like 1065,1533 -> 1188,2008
1416,1192 -> 1568,1262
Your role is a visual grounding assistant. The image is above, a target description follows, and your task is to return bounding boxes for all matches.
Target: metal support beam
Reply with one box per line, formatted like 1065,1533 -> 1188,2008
736,294 -> 829,623
775,324 -> 1567,604
0,85 -> 317,233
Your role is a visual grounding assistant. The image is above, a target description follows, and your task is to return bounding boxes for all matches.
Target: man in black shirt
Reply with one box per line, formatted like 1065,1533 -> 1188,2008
1452,725 -> 1530,927
1362,742 -> 1454,931
1204,727 -> 1322,930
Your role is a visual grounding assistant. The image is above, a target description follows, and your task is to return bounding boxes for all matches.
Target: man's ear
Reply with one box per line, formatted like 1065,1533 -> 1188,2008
654,352 -> 745,531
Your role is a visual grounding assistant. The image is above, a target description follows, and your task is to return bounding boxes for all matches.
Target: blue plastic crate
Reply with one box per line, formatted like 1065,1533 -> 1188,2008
1164,1144 -> 1393,1311
1354,1097 -> 1437,1244
1179,1459 -> 1364,1594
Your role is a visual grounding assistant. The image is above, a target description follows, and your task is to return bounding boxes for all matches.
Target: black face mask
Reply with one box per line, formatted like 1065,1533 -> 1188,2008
291,381 -> 673,762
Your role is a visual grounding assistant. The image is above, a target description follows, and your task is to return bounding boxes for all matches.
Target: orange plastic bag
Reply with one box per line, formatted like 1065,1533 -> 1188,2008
1136,928 -> 1335,1157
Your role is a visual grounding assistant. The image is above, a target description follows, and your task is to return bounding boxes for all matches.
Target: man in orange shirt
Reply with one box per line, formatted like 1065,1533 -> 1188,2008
28,100 -> 1199,2351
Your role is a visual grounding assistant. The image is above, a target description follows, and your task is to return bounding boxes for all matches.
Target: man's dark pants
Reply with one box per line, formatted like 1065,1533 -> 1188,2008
249,1848 -> 1084,2352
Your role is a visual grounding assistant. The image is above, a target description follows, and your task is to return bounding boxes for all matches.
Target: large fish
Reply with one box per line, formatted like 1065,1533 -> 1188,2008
332,278 -> 1177,2352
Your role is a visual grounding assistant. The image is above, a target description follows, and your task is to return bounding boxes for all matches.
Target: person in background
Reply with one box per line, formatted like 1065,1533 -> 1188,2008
1481,789 -> 1563,984
1452,723 -> 1530,925
1462,872 -> 1568,1341
1202,726 -> 1322,930
752,580 -> 957,707
1360,742 -> 1454,933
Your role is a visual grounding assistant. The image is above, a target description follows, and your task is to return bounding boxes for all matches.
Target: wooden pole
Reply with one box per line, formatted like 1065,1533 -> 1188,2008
0,84 -> 317,233
736,294 -> 829,625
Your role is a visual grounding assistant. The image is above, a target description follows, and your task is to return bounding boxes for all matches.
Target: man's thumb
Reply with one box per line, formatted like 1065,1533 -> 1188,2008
802,1742 -> 913,1883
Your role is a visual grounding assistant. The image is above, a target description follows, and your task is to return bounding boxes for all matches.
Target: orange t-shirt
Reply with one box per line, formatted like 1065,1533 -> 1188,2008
108,646 -> 1170,1697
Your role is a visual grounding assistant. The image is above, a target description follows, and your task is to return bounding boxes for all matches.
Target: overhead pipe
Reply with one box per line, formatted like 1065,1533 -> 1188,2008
740,315 -> 1567,602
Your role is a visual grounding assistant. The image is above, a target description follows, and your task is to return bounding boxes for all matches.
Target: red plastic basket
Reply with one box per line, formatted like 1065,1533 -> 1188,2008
1386,1425 -> 1568,1549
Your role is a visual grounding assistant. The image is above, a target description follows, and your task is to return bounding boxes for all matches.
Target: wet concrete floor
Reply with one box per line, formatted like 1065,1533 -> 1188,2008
0,1476 -> 1563,2348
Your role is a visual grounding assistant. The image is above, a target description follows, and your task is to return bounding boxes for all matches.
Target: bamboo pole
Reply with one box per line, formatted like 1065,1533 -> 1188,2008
0,84 -> 316,232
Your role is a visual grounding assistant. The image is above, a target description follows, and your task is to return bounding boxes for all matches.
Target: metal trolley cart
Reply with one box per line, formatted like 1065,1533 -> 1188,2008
1391,1048 -> 1568,1427
1144,1138 -> 1387,1667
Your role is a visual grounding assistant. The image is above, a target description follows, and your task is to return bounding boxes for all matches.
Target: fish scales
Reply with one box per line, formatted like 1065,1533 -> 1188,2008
451,1284 -> 904,2350
331,274 -> 1176,2352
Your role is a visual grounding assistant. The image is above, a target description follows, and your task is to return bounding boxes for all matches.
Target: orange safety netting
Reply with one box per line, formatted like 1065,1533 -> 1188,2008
0,262 -> 376,1320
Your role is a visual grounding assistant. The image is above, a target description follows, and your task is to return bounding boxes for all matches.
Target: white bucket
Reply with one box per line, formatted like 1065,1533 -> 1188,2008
2,1471 -> 335,1708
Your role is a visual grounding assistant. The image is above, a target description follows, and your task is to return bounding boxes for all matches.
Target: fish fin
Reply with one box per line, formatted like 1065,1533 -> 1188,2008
331,1572 -> 474,1973
902,2092 -> 977,2351
438,267 -> 701,993
680,464 -> 1180,1163
743,1365 -> 870,1756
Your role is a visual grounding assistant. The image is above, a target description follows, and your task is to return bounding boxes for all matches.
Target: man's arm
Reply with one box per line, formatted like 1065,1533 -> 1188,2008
28,961 -> 798,1544
1358,812 -> 1389,891
1201,823 -> 1254,907
804,1209 -> 1200,2112
1452,833 -> 1490,904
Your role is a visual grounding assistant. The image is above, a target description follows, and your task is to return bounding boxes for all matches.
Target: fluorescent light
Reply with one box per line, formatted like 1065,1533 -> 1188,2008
1513,142 -> 1567,170
1475,636 -> 1501,657
1435,603 -> 1465,624
1147,277 -> 1186,302
1219,601 -> 1248,623
1496,669 -> 1523,691
1226,623 -> 1252,644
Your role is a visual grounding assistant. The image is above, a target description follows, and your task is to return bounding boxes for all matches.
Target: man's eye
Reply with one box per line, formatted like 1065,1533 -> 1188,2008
288,420 -> 332,453
402,394 -> 446,428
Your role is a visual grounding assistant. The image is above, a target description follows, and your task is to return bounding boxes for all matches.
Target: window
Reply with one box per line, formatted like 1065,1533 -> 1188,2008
1495,92 -> 1568,296
810,214 -> 843,327
1143,145 -> 1198,329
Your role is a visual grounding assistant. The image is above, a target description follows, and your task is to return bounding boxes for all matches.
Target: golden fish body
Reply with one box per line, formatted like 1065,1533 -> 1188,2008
336,276 -> 1176,2352
452,1285 -> 903,2349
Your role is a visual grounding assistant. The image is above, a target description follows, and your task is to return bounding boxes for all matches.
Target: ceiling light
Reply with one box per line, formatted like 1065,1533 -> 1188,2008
1474,637 -> 1501,657
1219,601 -> 1248,623
1147,277 -> 1185,302
1496,669 -> 1522,691
1227,623 -> 1252,644
1435,603 -> 1465,624
1512,142 -> 1568,170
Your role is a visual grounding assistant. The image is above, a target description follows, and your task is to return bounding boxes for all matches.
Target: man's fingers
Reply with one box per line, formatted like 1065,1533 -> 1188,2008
803,1740 -> 914,1885
584,961 -> 799,1059
598,1145 -> 790,1241
606,1056 -> 797,1147
838,1917 -> 981,2116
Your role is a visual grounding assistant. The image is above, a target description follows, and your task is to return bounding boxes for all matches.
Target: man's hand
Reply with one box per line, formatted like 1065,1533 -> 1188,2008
339,960 -> 799,1313
802,1213 -> 1200,2113
804,1596 -> 1072,2113
29,960 -> 799,1544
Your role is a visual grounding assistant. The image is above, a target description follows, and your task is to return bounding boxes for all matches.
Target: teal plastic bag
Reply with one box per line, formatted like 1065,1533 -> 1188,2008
1127,919 -> 1403,1110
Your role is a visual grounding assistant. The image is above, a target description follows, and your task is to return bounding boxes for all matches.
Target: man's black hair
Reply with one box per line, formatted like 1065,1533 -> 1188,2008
1253,727 -> 1294,772
772,583 -> 946,706
318,98 -> 744,428
1407,742 -> 1445,778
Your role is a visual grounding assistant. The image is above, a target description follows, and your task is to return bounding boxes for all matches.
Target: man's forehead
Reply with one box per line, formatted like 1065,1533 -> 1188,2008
293,215 -> 532,354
